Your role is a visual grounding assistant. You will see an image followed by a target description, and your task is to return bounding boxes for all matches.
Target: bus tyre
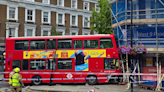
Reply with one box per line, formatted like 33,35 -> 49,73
87,76 -> 97,85
32,75 -> 42,85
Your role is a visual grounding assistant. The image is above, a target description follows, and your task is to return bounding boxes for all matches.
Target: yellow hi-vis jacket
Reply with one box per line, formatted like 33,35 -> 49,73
9,73 -> 23,86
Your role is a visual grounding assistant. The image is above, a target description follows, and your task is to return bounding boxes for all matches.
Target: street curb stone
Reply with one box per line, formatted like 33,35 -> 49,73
28,88 -> 72,92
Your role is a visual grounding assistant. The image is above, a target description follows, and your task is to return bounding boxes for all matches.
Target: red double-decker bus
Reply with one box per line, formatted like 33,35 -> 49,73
4,34 -> 121,85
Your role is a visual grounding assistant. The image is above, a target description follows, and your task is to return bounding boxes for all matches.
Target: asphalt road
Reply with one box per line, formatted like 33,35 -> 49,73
0,81 -> 159,92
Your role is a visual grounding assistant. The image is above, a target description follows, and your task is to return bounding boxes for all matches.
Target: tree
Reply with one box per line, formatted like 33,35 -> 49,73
90,0 -> 113,34
50,27 -> 62,36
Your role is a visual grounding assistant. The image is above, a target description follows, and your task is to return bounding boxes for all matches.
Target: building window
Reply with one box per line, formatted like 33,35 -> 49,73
6,22 -> 19,38
58,14 -> 63,24
41,25 -> 52,36
7,7 -> 18,20
27,29 -> 33,36
26,9 -> 35,22
84,2 -> 89,11
69,28 -> 79,35
24,24 -> 36,37
95,4 -> 100,12
83,17 -> 90,27
57,13 -> 65,25
70,15 -> 78,26
43,0 -> 50,4
43,30 -> 49,36
72,0 -> 77,8
58,0 -> 64,6
42,11 -> 51,24
82,29 -> 91,35
9,28 -> 15,37
9,8 -> 15,19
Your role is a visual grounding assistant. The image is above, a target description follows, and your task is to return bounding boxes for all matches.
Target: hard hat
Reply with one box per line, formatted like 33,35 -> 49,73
14,67 -> 20,73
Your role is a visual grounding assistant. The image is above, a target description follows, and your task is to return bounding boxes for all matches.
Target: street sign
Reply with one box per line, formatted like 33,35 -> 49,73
86,88 -> 95,92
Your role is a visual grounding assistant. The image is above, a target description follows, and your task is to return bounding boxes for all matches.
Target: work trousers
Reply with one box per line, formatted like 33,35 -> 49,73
10,86 -> 22,92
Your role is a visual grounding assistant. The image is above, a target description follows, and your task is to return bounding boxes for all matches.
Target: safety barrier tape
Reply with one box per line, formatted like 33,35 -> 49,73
0,77 -> 157,84
0,71 -> 162,75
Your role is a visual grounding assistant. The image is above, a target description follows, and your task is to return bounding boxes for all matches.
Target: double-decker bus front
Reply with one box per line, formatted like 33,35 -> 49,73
4,34 -> 121,85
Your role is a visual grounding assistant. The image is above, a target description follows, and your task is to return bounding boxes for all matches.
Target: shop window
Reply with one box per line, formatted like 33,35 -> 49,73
104,58 -> 116,70
58,39 -> 72,49
23,60 -> 28,70
100,38 -> 113,48
12,60 -> 21,70
46,59 -> 56,70
30,60 -> 45,70
57,59 -> 72,70
15,40 -> 29,50
84,40 -> 98,48
47,39 -> 56,49
73,40 -> 82,49
30,39 -> 45,50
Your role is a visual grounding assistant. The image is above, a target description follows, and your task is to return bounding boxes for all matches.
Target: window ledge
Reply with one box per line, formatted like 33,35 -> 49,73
83,27 -> 90,29
71,25 -> 78,28
57,24 -> 65,27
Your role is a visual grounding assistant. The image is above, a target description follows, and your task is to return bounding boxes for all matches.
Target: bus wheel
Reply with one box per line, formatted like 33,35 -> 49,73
87,76 -> 97,85
32,75 -> 42,85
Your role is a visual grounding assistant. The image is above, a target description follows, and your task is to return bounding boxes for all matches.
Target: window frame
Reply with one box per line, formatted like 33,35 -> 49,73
71,0 -> 77,8
12,60 -> 21,70
15,40 -> 29,50
95,4 -> 100,12
70,14 -> 78,26
83,17 -> 90,28
42,0 -> 50,4
83,1 -> 89,11
57,59 -> 72,70
30,59 -> 46,71
24,24 -> 36,37
73,40 -> 82,49
83,39 -> 99,49
42,11 -> 51,24
104,58 -> 116,70
57,13 -> 65,25
25,8 -> 35,22
47,39 -> 56,49
58,0 -> 64,6
100,38 -> 113,49
30,39 -> 46,50
57,39 -> 72,49
23,60 -> 29,71
7,7 -> 18,20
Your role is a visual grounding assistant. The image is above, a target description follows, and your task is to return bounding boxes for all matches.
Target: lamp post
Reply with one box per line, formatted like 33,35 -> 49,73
130,0 -> 133,92
49,58 -> 54,86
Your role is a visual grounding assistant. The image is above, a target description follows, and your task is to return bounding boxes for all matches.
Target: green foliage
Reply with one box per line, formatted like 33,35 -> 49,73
51,27 -> 62,36
90,0 -> 113,34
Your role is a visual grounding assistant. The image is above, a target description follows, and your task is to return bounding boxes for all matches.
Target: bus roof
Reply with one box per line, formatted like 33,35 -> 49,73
6,34 -> 114,40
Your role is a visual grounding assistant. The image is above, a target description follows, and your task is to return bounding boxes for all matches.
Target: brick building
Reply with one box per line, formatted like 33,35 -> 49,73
0,0 -> 99,58
0,0 -> 99,46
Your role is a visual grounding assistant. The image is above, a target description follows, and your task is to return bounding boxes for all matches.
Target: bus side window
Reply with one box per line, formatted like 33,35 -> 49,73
58,39 -> 72,49
104,58 -> 115,70
73,40 -> 82,49
100,38 -> 113,48
47,39 -> 56,49
23,60 -> 28,70
12,60 -> 21,70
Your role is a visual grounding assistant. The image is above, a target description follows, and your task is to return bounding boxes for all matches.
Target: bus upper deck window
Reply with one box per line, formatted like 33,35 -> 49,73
47,39 -> 56,49
84,40 -> 98,48
58,39 -> 72,49
73,40 -> 82,49
100,38 -> 113,48
15,40 -> 29,50
30,40 -> 45,50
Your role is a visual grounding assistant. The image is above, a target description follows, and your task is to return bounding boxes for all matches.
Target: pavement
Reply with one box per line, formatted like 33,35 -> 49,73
28,84 -> 158,92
